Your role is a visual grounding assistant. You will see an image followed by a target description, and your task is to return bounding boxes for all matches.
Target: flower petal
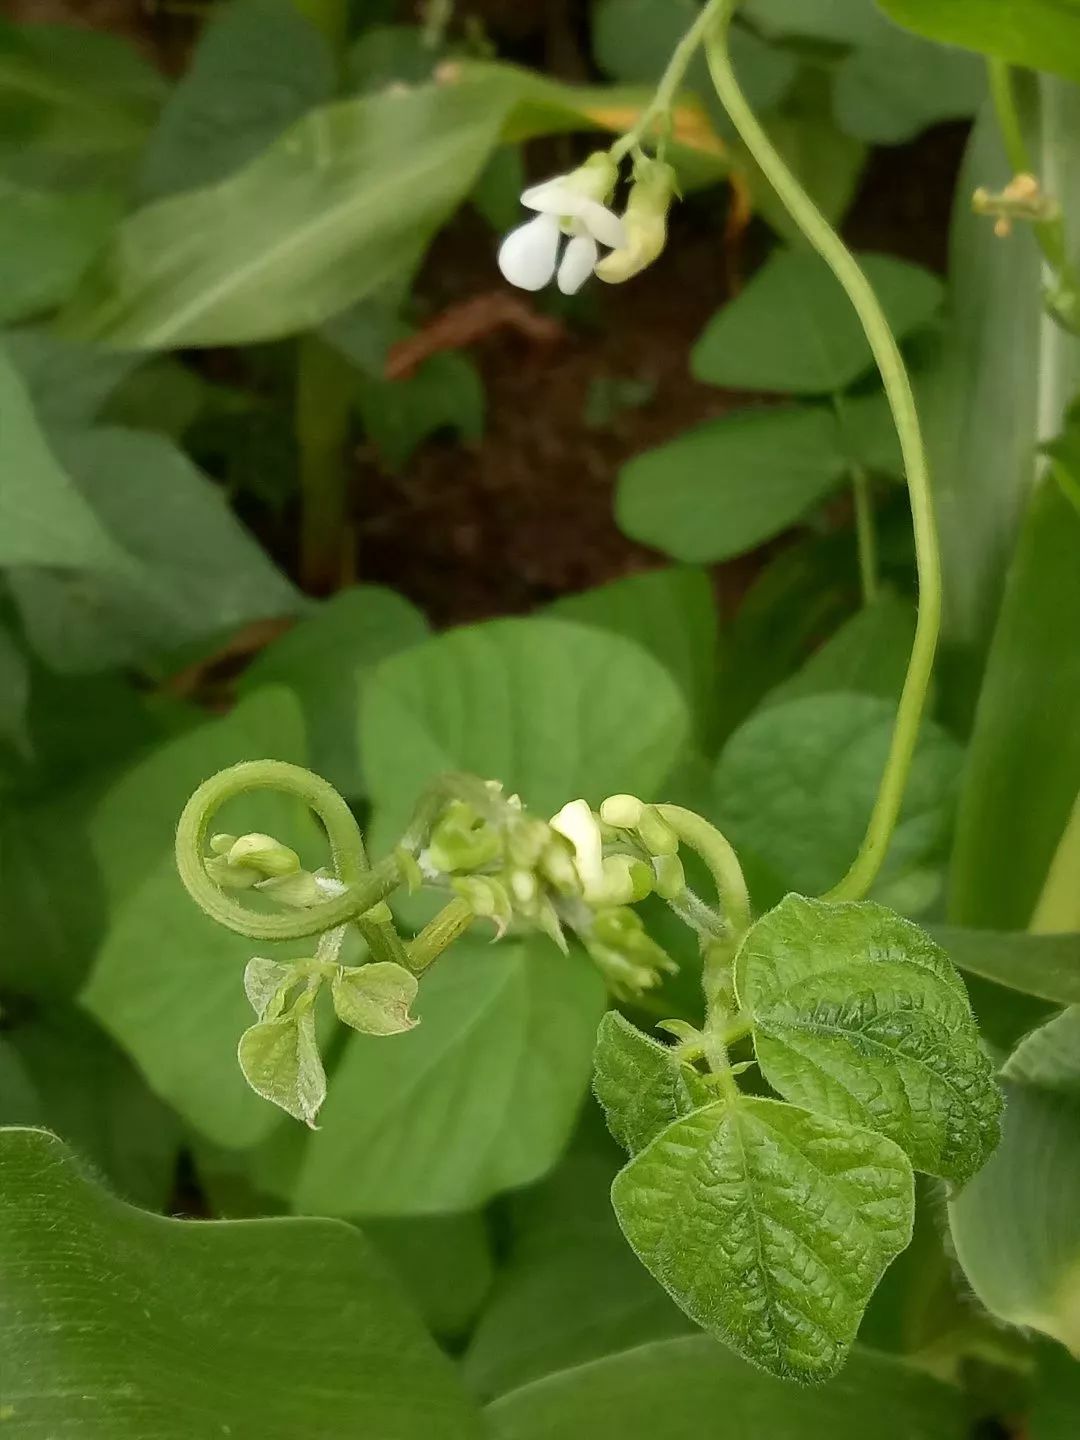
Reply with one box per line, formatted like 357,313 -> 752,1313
579,198 -> 627,250
497,213 -> 560,291
520,177 -> 578,213
557,234 -> 598,295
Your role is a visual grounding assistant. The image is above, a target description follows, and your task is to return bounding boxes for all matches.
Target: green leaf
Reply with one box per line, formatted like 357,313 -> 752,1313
949,1076 -> 1080,1354
81,688 -> 322,1148
9,426 -> 300,672
364,1210 -> 494,1340
0,1009 -> 180,1209
239,998 -> 326,1128
0,341 -> 124,572
346,24 -> 440,92
931,928 -> 1080,1007
551,567 -> 718,742
1004,1006 -> 1080,1098
763,594 -> 917,709
4,326 -> 138,429
0,180 -> 119,324
950,477 -> 1080,927
0,1127 -> 484,1439
736,895 -> 1001,1181
692,250 -> 944,394
0,20 -> 163,188
611,1094 -> 914,1381
0,621 -> 30,759
356,351 -> 485,470
878,0 -> 1080,85
742,0 -> 889,44
593,1011 -> 712,1154
465,1150 -> 691,1399
294,937 -> 607,1215
833,26 -> 984,145
331,961 -> 418,1035
487,1336 -> 968,1440
60,76 -> 509,349
244,955 -> 297,1018
617,405 -> 847,564
713,693 -> 961,902
238,584 -> 428,797
362,618 -> 690,838
139,0 -> 335,201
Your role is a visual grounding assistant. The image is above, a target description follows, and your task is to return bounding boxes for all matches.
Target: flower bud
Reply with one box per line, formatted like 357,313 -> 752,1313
549,798 -> 605,901
595,155 -> 677,285
226,832 -> 301,878
651,852 -> 686,900
600,794 -> 645,829
427,802 -> 502,874
452,875 -> 513,936
600,854 -> 654,905
636,805 -> 679,858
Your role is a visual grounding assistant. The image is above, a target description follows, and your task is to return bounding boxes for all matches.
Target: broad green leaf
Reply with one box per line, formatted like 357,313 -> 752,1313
238,584 -> 428,796
551,567 -> 718,739
356,351 -> 485,470
465,1151 -> 691,1399
949,1077 -> 1080,1354
364,1210 -> 494,1340
81,688 -> 323,1148
932,928 -> 1080,1007
611,1095 -> 914,1380
239,1002 -> 326,1128
347,24 -> 441,92
837,386 -> 905,477
878,0 -> 1080,85
0,342 -> 124,572
10,425 -> 300,672
4,325 -> 137,428
139,0 -> 335,200
736,895 -> 1001,1181
1005,1006 -> 1080,1098
593,1011 -> 712,1154
763,594 -> 916,709
0,20 -> 163,188
833,26 -> 984,144
295,937 -> 607,1215
487,1336 -> 968,1440
742,0 -> 889,44
331,961 -> 418,1035
950,478 -> 1080,927
361,618 -> 690,839
713,693 -> 960,901
0,1009 -> 180,1209
0,180 -> 119,324
617,405 -> 847,564
692,251 -> 944,394
0,1127 -> 484,1439
0,621 -> 30,759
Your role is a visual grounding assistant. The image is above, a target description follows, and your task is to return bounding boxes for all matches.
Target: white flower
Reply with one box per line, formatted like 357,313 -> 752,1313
497,153 -> 626,296
550,798 -> 606,901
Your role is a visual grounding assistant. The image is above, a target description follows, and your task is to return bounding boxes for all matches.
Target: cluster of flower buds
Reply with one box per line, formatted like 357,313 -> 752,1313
498,149 -> 678,296
204,831 -> 361,910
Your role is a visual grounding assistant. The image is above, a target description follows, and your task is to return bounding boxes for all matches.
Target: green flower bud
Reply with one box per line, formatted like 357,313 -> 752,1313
394,846 -> 425,894
594,155 -> 677,285
427,802 -> 502,873
652,852 -> 686,900
204,855 -> 260,890
600,854 -> 654,905
256,869 -> 344,909
538,839 -> 581,896
209,833 -> 238,856
452,875 -> 513,936
226,832 -> 301,879
599,794 -> 645,828
506,816 -> 552,868
636,805 -> 679,858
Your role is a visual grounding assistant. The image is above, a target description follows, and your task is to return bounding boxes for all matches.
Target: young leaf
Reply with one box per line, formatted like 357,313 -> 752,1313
0,1128 -> 484,1438
243,955 -> 298,1019
736,895 -> 1001,1182
593,1011 -> 712,1155
332,962 -> 419,1036
611,1095 -> 915,1382
691,251 -> 943,395
238,997 -> 326,1129
617,405 -> 847,565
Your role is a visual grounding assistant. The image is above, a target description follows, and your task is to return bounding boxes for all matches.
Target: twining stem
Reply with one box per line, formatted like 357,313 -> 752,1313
296,334 -> 356,595
705,0 -> 942,904
608,0 -> 720,161
852,464 -> 879,606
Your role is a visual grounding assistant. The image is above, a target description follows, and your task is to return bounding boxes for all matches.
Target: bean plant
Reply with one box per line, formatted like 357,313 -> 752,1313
1,0 -> 1079,1437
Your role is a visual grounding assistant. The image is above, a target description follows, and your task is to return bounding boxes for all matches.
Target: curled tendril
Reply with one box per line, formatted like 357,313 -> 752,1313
174,760 -> 403,943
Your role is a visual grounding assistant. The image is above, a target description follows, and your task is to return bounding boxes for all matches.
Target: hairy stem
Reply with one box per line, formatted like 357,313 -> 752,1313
705,1 -> 942,904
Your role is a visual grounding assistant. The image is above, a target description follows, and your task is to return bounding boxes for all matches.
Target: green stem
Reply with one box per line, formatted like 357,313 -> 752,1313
705,3 -> 942,904
408,898 -> 476,973
296,334 -> 355,595
609,0 -> 724,161
852,464 -> 879,606
986,60 -> 1071,278
175,760 -> 402,941
654,804 -> 750,939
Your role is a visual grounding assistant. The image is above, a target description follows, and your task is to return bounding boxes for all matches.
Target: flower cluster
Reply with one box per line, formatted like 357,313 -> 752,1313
498,151 -> 677,296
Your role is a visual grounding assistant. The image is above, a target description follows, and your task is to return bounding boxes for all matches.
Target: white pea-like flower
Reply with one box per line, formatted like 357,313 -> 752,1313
550,798 -> 606,901
497,153 -> 626,296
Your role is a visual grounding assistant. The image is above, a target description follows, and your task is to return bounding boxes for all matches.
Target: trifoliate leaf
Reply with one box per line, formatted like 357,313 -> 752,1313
331,962 -> 419,1036
243,956 -> 298,1020
735,895 -> 1001,1182
611,1095 -> 914,1382
593,1011 -> 713,1154
238,999 -> 326,1128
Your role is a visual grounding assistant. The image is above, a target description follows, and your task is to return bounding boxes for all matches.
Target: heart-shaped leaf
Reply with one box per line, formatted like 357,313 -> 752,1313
238,995 -> 326,1129
611,1094 -> 914,1381
331,962 -> 418,1036
735,895 -> 1001,1182
593,1011 -> 712,1155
